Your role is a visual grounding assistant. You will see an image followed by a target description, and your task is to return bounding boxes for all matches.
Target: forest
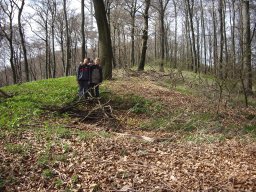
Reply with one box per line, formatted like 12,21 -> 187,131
0,0 -> 256,191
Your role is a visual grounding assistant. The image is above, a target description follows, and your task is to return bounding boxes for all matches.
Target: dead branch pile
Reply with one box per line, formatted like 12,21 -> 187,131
42,97 -> 121,129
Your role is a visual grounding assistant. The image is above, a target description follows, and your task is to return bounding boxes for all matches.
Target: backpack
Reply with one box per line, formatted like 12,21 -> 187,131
91,67 -> 101,84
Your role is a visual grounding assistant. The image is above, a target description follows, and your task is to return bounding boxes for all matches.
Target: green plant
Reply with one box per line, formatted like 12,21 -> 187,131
37,153 -> 50,166
141,117 -> 170,131
55,127 -> 72,139
71,175 -> 79,184
42,169 -> 54,179
185,133 -> 225,144
54,178 -> 63,188
5,143 -> 26,154
78,131 -> 95,141
243,125 -> 256,135
0,177 -> 5,190
62,143 -> 71,153
55,154 -> 68,162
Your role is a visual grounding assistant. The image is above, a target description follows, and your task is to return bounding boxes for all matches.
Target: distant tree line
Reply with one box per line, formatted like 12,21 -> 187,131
0,0 -> 255,94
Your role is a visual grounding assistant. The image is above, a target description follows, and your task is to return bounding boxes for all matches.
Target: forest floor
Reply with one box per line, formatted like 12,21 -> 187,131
0,69 -> 256,191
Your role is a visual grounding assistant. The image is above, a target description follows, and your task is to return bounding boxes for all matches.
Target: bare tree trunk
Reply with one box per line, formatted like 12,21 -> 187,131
93,0 -> 113,79
242,0 -> 253,95
64,0 -> 71,76
138,0 -> 150,71
230,0 -> 236,78
196,15 -> 200,73
1,1 -> 17,84
15,0 -> 29,82
124,0 -> 138,67
45,27 -> 49,79
212,0 -> 218,76
223,0 -> 229,78
50,0 -> 57,78
173,0 -> 177,69
81,0 -> 86,60
200,0 -> 207,74
218,0 -> 224,79
159,12 -> 165,72
186,0 -> 198,73
118,25 -> 121,68
131,14 -> 135,67
112,26 -> 117,68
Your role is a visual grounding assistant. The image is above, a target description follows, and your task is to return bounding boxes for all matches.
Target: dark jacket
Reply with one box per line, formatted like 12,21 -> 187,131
77,64 -> 91,81
90,65 -> 103,84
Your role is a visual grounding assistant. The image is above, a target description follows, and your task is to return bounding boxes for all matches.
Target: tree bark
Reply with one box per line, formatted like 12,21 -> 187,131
81,0 -> 86,60
242,0 -> 253,94
64,0 -> 71,76
15,0 -> 29,82
173,0 -> 177,69
138,0 -> 150,71
186,0 -> 198,73
1,1 -> 17,84
218,0 -> 224,79
93,0 -> 113,79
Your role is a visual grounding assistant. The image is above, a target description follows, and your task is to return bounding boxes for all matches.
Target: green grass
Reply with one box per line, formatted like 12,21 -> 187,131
101,88 -> 163,115
0,76 -> 77,129
185,133 -> 225,143
42,169 -> 54,179
243,124 -> 256,136
4,143 -> 28,154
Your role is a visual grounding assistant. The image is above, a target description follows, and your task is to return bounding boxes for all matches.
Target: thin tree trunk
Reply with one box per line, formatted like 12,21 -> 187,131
186,0 -> 198,73
1,1 -> 17,84
231,0 -> 236,78
159,13 -> 165,72
15,0 -> 29,82
64,0 -> 71,76
200,0 -> 207,74
212,0 -> 218,76
51,0 -> 57,78
218,0 -> 224,79
81,0 -> 86,60
173,0 -> 177,69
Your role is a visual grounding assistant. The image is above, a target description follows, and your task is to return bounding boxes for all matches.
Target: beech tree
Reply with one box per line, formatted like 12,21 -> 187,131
92,0 -> 113,79
242,0 -> 252,95
138,0 -> 151,71
0,0 -> 17,83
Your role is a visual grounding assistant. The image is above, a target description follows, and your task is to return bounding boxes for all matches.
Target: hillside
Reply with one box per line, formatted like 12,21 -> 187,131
0,69 -> 256,191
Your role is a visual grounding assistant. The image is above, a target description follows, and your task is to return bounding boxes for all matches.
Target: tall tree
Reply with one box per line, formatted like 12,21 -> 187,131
49,0 -> 57,78
81,0 -> 86,60
186,0 -> 198,73
0,0 -> 17,84
172,0 -> 178,68
14,0 -> 29,82
242,0 -> 252,94
138,0 -> 151,71
218,0 -> 224,78
124,0 -> 140,67
63,0 -> 71,76
93,0 -> 113,80
152,0 -> 170,72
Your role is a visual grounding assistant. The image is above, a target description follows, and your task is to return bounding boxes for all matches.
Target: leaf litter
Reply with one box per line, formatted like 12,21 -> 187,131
0,74 -> 256,191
